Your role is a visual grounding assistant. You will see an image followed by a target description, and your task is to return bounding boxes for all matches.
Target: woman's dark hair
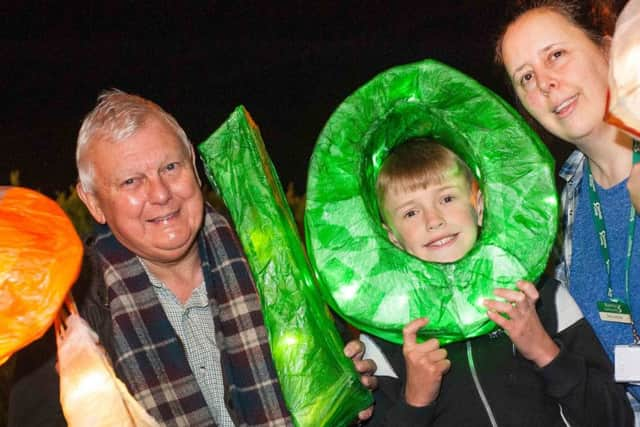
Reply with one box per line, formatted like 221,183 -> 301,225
495,0 -> 617,65
492,0 -> 619,146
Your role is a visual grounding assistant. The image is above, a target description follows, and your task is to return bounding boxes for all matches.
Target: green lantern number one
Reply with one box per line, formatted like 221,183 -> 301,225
305,59 -> 558,345
199,107 -> 371,427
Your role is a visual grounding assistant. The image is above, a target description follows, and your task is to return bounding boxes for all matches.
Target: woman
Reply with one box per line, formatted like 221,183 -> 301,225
495,0 -> 640,421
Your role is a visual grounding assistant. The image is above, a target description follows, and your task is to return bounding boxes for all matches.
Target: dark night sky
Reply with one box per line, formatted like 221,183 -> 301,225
2,1 -> 567,198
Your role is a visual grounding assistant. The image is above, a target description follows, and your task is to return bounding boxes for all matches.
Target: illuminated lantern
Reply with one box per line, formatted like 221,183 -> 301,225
305,60 -> 557,344
606,0 -> 640,137
0,186 -> 83,365
199,107 -> 372,427
56,305 -> 159,426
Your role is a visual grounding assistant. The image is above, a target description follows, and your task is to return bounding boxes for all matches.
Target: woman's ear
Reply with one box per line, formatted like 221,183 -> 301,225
601,35 -> 613,61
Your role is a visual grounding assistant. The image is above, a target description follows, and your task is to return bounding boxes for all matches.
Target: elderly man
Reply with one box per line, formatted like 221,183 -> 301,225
9,90 -> 374,426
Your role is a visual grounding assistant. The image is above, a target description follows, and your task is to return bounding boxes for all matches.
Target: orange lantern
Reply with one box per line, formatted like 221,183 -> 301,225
0,186 -> 83,365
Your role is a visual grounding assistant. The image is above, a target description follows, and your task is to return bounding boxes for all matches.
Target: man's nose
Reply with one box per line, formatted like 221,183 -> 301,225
147,176 -> 171,204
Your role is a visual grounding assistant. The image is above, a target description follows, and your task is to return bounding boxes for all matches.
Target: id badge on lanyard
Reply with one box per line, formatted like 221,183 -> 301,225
588,140 -> 640,381
615,345 -> 640,383
597,300 -> 632,323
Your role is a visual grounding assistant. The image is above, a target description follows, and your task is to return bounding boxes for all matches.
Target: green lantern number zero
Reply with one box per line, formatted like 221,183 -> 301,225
305,59 -> 558,345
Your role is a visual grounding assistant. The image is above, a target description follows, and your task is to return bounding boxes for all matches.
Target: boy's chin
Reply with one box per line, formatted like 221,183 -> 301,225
415,250 -> 468,264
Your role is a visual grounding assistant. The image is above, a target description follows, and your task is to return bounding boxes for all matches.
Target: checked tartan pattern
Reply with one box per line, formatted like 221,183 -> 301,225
92,205 -> 293,426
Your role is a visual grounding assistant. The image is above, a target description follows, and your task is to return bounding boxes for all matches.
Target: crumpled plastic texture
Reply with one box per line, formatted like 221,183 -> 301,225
57,313 -> 159,427
198,106 -> 372,427
606,0 -> 640,138
305,59 -> 558,345
0,186 -> 83,365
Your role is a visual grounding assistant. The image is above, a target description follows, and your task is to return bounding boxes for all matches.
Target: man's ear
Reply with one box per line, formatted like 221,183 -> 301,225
76,182 -> 106,224
188,144 -> 202,187
382,222 -> 403,249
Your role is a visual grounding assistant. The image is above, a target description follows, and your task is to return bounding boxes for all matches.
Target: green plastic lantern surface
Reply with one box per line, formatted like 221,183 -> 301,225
198,107 -> 372,427
305,59 -> 558,345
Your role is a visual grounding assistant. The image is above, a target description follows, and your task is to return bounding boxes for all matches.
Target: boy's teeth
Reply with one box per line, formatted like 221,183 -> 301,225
430,236 -> 454,246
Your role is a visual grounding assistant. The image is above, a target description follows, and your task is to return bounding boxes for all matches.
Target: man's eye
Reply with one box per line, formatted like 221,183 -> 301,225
166,162 -> 178,171
122,178 -> 135,186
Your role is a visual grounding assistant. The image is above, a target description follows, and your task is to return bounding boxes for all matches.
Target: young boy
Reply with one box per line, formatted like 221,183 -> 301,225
365,138 -> 631,426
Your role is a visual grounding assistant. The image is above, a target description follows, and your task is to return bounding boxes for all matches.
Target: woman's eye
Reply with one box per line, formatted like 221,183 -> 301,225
520,72 -> 534,88
166,162 -> 178,171
550,49 -> 564,60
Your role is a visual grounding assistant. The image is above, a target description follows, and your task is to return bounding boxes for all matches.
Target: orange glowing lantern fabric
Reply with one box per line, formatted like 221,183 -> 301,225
606,0 -> 640,137
0,186 -> 83,365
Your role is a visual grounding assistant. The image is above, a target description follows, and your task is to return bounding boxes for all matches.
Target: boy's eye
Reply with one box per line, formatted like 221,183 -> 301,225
442,195 -> 455,203
403,210 -> 418,219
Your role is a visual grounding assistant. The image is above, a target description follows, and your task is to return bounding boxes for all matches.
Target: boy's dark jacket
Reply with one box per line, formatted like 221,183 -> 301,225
365,277 -> 633,427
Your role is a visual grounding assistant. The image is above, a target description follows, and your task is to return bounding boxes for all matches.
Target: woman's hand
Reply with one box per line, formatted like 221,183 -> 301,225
402,318 -> 450,407
483,280 -> 559,367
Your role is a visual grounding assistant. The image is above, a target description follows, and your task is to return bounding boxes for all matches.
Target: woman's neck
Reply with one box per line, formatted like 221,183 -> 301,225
576,125 -> 633,189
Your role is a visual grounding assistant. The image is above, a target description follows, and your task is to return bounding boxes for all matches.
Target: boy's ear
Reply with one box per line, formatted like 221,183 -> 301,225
474,189 -> 484,227
382,223 -> 403,249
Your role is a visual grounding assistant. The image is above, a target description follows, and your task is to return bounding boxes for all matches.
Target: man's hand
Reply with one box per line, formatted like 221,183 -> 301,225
402,318 -> 450,408
484,280 -> 559,367
344,339 -> 377,421
628,163 -> 640,213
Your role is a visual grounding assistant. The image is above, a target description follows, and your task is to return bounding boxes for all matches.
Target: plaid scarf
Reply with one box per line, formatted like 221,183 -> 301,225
92,206 -> 292,426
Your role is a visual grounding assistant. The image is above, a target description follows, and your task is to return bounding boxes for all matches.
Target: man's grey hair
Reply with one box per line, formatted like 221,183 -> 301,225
76,89 -> 192,192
